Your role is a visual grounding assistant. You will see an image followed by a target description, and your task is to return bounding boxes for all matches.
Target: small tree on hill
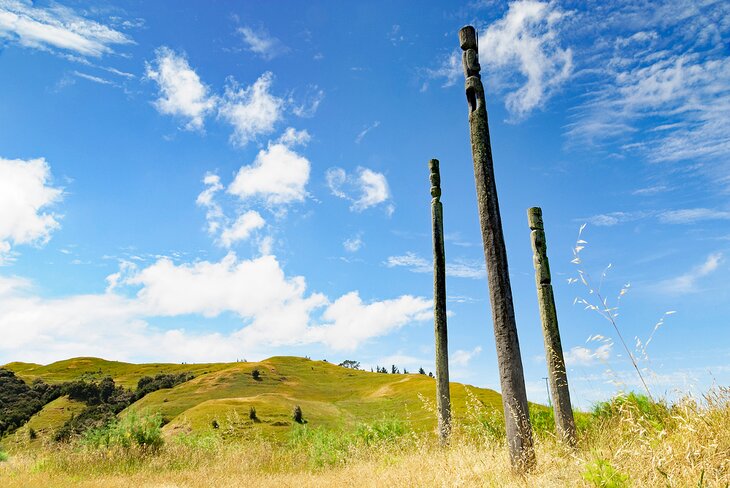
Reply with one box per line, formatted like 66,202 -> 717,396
292,405 -> 304,424
391,365 -> 399,374
249,407 -> 258,422
419,367 -> 426,375
251,369 -> 261,381
338,360 -> 361,370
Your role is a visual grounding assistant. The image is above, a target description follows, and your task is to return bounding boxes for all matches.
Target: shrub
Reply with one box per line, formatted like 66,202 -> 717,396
355,417 -> 406,445
29,427 -> 37,440
0,450 -> 8,462
293,405 -> 304,424
211,419 -> 219,429
582,458 -> 630,487
249,407 -> 258,422
81,410 -> 164,451
251,369 -> 261,381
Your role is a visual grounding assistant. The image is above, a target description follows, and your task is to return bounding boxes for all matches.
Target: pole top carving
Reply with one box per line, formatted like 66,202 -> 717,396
527,207 -> 543,230
429,159 -> 441,199
459,25 -> 481,79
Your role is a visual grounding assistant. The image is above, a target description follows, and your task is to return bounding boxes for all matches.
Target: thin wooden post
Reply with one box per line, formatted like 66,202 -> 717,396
430,158 -> 451,443
528,207 -> 576,446
458,25 -> 535,471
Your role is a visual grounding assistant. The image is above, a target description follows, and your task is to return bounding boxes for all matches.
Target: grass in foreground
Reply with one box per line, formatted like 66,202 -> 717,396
1,388 -> 728,487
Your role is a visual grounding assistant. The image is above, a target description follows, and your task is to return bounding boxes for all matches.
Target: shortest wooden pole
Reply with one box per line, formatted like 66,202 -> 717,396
528,207 -> 576,446
431,159 -> 451,443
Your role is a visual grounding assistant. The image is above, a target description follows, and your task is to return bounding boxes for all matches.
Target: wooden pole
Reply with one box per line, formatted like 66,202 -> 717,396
430,158 -> 451,443
458,25 -> 535,470
528,207 -> 576,446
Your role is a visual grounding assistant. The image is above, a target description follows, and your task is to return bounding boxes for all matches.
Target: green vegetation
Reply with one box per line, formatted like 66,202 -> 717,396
0,357 -> 727,487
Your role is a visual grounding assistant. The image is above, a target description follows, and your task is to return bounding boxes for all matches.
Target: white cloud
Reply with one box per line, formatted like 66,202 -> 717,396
0,157 -> 63,263
654,252 -> 724,294
564,343 -> 612,367
426,51 -> 462,89
343,234 -> 363,253
580,211 -> 650,227
480,0 -> 573,118
73,71 -> 114,86
308,292 -> 432,350
658,208 -> 730,224
326,167 -> 391,212
355,121 -> 380,144
146,47 -> 217,131
451,346 -> 482,367
0,0 -> 132,57
566,1 -> 730,188
385,252 -> 486,279
219,211 -> 265,248
429,1 -> 572,117
276,127 -> 311,147
228,142 -> 310,205
238,26 -> 285,60
218,72 -> 284,146
292,86 -> 325,118
0,253 -> 431,363
196,173 -> 224,234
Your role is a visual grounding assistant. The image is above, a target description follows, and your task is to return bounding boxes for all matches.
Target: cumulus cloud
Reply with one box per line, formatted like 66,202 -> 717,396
0,253 -> 431,363
326,167 -> 391,212
428,0 -> 572,118
564,343 -> 612,367
228,141 -> 310,205
385,252 -> 486,279
218,72 -> 284,146
343,234 -> 364,253
146,47 -> 217,131
0,157 -> 63,263
219,211 -> 265,248
308,292 -> 432,350
0,0 -> 132,57
480,0 -> 573,118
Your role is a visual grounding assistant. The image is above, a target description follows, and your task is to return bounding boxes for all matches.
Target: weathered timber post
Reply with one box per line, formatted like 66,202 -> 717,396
458,25 -> 535,470
430,158 -> 451,443
528,207 -> 576,446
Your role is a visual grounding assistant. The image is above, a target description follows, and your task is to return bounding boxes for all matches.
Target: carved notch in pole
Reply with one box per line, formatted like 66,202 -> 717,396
430,158 -> 451,443
458,25 -> 535,471
528,207 -> 576,446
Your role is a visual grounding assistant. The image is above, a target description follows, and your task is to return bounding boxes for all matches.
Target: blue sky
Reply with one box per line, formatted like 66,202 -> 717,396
1,0 -> 728,408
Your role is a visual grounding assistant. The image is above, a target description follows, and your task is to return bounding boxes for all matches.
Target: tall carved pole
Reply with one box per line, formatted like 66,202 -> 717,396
430,158 -> 451,443
458,25 -> 535,470
528,207 -> 576,446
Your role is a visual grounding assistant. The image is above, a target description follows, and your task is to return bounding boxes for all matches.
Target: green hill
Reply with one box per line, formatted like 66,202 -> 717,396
3,356 -> 515,444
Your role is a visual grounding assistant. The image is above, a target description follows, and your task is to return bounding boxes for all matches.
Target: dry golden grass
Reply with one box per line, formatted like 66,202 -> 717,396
1,388 -> 728,488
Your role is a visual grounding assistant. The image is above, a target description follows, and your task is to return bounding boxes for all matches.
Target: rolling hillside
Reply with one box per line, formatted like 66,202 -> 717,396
3,356 -> 509,444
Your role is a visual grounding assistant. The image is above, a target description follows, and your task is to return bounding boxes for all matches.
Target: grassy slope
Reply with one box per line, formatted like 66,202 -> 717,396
3,396 -> 86,448
3,356 -> 511,442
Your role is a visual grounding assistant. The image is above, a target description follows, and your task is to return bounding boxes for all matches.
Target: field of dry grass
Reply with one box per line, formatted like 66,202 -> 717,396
2,387 -> 727,487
